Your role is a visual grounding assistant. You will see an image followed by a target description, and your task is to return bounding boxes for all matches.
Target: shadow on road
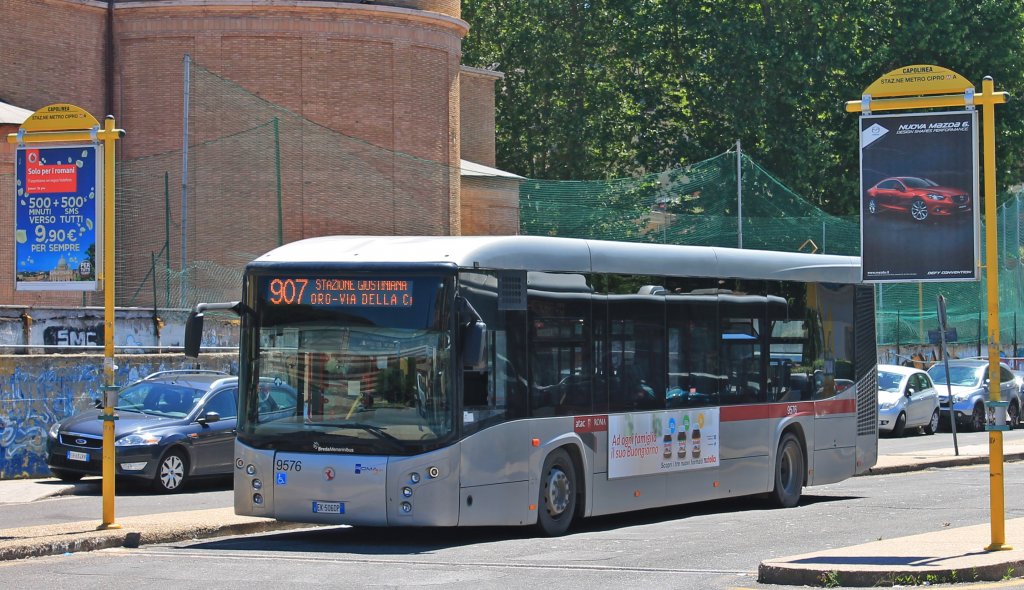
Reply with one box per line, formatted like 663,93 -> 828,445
181,492 -> 860,555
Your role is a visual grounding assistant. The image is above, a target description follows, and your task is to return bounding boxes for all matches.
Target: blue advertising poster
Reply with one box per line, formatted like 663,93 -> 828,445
14,144 -> 102,291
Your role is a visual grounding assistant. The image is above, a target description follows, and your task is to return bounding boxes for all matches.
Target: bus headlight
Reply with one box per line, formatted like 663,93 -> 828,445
402,486 -> 413,498
400,502 -> 412,513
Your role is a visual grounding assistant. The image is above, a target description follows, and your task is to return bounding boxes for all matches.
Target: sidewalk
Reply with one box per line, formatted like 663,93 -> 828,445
761,434 -> 1024,586
2,438 -> 1024,588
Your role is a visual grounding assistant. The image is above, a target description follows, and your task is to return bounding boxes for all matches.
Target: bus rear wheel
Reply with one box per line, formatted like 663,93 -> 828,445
537,448 -> 576,536
771,433 -> 804,508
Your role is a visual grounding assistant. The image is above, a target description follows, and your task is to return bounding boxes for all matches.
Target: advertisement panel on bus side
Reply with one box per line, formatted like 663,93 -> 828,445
607,409 -> 720,479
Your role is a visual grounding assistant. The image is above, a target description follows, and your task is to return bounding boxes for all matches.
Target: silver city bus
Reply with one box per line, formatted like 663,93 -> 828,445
185,236 -> 877,536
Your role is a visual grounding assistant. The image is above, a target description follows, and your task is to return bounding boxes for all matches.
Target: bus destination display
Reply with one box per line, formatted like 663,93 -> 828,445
264,277 -> 413,307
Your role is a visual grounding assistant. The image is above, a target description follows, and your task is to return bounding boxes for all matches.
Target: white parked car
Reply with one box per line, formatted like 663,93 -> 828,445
877,364 -> 940,437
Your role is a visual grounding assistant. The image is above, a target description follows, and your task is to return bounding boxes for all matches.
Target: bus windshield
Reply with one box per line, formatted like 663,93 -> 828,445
238,273 -> 456,454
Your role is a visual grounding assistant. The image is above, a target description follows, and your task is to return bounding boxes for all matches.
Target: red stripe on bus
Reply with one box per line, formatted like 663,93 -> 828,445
720,399 -> 856,422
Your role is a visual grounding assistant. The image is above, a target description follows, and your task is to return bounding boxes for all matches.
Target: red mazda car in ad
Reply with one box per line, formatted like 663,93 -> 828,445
864,176 -> 972,222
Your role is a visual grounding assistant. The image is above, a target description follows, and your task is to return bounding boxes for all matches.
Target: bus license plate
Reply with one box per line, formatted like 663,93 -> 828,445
67,451 -> 89,462
312,501 -> 344,514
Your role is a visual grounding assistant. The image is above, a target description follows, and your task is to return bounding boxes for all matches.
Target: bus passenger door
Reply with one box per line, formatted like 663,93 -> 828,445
808,283 -> 858,485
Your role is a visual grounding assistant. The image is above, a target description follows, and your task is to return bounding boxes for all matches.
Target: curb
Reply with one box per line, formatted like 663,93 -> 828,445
758,558 -> 1024,588
860,451 -> 1024,476
0,517 -> 318,562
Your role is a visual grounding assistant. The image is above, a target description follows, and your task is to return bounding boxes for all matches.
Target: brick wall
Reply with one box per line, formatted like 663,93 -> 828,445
0,1 -> 513,310
460,176 -> 521,235
0,0 -> 107,116
459,66 -> 501,167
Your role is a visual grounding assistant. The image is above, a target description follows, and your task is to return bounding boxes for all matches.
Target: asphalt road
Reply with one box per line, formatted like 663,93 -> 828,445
5,461 -> 1024,589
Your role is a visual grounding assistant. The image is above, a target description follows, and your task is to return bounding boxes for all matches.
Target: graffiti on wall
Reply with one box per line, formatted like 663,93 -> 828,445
0,363 -> 102,479
0,355 -> 235,479
43,325 -> 103,349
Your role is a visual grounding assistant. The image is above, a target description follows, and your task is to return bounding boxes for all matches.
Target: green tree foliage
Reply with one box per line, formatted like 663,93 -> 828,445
462,0 -> 1024,215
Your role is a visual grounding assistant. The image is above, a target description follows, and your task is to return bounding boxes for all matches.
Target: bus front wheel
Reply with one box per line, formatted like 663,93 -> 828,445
537,448 -> 577,536
771,433 -> 804,508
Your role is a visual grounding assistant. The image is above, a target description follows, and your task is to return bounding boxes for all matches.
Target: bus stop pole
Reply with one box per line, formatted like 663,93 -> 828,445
981,77 -> 1009,551
99,116 -> 122,530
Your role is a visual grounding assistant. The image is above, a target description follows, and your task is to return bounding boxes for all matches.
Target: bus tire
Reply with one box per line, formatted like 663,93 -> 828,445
536,448 -> 576,536
771,433 -> 804,508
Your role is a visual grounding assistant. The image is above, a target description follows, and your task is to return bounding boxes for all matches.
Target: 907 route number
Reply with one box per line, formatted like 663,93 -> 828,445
275,459 -> 302,472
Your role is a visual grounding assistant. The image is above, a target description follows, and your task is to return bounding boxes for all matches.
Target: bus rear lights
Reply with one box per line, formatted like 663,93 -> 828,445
409,472 -> 421,484
402,486 -> 413,498
252,478 -> 263,490
253,493 -> 264,505
400,502 -> 412,513
427,466 -> 440,479
245,464 -> 257,476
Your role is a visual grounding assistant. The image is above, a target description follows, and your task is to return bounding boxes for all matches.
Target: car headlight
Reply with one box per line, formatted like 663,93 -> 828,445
926,193 -> 947,200
48,422 -> 61,439
878,401 -> 896,410
953,393 -> 970,403
115,433 -> 162,447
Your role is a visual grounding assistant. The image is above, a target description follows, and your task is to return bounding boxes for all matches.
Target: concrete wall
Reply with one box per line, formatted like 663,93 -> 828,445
0,352 -> 236,480
0,306 -> 239,352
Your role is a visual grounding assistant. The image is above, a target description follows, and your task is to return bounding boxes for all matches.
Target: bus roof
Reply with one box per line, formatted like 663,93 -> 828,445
250,235 -> 861,283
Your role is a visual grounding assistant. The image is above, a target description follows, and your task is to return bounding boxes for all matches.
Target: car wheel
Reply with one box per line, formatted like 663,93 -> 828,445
910,198 -> 929,221
891,412 -> 907,437
50,468 -> 84,482
924,408 -> 940,435
969,403 -> 986,432
770,432 -> 804,508
153,449 -> 189,493
866,198 -> 878,214
536,448 -> 577,536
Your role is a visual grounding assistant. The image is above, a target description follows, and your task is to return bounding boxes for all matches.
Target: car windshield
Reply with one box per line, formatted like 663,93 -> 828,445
902,177 -> 938,188
927,364 -> 983,387
877,371 -> 904,393
115,382 -> 203,418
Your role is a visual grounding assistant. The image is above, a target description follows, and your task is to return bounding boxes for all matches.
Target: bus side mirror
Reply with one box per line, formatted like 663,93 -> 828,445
184,311 -> 204,358
462,321 -> 487,371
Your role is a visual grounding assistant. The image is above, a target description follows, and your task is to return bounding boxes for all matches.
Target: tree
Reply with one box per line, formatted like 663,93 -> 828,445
462,0 -> 1024,215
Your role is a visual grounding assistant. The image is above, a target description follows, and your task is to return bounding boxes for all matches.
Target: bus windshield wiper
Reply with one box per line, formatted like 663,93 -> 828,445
327,423 -> 405,451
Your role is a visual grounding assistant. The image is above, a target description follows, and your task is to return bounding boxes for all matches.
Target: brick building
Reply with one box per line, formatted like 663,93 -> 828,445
0,0 -> 520,309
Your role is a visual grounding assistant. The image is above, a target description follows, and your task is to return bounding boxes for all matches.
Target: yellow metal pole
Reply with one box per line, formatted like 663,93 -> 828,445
918,283 -> 923,352
845,92 -> 1008,113
982,77 -> 1009,551
99,115 -> 121,530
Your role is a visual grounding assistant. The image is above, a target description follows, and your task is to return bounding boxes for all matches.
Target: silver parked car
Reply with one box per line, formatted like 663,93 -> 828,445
877,364 -> 940,437
926,359 -> 1022,432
